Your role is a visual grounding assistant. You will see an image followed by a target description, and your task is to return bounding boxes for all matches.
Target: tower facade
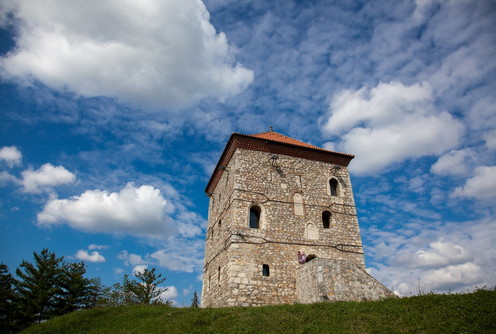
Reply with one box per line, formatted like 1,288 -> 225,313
201,131 -> 392,307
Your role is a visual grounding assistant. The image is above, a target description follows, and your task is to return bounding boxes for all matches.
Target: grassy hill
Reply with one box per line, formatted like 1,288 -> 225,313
22,289 -> 495,334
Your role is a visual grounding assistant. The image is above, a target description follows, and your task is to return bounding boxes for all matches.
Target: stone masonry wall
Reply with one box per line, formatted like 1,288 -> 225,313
296,258 -> 396,303
202,148 -> 367,307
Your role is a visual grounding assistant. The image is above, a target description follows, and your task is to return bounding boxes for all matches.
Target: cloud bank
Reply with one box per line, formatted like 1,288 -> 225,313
37,183 -> 171,238
322,81 -> 464,175
0,0 -> 253,110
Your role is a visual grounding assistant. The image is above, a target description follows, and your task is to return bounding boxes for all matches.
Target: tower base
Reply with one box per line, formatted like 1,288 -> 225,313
296,258 -> 395,303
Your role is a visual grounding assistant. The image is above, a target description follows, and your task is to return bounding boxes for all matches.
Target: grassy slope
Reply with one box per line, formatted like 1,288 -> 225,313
22,290 -> 496,334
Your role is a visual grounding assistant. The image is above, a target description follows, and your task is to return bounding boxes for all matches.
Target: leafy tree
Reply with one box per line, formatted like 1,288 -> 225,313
15,249 -> 64,325
0,263 -> 18,333
96,282 -> 127,307
191,290 -> 200,308
124,268 -> 167,304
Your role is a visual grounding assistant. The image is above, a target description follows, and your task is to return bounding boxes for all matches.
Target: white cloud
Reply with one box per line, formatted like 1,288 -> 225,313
431,149 -> 477,176
157,286 -> 178,305
483,130 -> 496,151
323,81 -> 434,135
422,262 -> 482,291
132,265 -> 148,275
114,268 -> 124,276
365,217 -> 496,296
0,171 -> 18,186
37,182 -> 172,238
401,239 -> 472,269
452,166 -> 496,199
322,81 -> 464,175
0,146 -> 22,167
75,249 -> 106,263
150,238 -> 205,273
119,251 -> 148,266
21,163 -> 75,194
88,244 -> 109,250
0,0 -> 253,110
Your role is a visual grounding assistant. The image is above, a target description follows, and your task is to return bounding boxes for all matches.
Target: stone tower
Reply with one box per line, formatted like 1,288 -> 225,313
201,130 -> 393,307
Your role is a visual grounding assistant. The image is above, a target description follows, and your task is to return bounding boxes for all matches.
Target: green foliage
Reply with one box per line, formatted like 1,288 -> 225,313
96,268 -> 168,307
191,290 -> 200,308
20,289 -> 496,334
55,262 -> 101,314
124,268 -> 167,305
0,263 -> 19,333
15,249 -> 65,324
11,249 -> 104,330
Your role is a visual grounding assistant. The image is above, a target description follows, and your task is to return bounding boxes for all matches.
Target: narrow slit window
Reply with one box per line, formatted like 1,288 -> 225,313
262,264 -> 270,277
218,266 -> 221,284
329,179 -> 338,196
322,211 -> 331,229
249,206 -> 261,229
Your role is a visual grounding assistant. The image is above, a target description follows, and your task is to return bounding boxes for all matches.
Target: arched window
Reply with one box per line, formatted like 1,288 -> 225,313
306,223 -> 319,240
322,211 -> 331,229
262,264 -> 270,277
293,193 -> 304,216
249,205 -> 261,229
329,179 -> 339,196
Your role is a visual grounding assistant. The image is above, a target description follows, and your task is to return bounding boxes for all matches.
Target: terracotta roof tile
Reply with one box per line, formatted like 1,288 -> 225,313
246,131 -> 353,157
205,131 -> 354,193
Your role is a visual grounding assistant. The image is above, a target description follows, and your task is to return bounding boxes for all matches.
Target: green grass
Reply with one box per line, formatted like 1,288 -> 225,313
21,289 -> 496,334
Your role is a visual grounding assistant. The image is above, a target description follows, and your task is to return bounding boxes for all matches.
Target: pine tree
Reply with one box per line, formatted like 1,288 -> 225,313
191,290 -> 200,308
15,249 -> 64,325
56,262 -> 100,314
0,264 -> 18,333
124,268 -> 167,304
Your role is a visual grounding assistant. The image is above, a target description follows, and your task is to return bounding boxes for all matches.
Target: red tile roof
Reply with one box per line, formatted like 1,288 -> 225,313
204,130 -> 354,194
247,131 -> 353,157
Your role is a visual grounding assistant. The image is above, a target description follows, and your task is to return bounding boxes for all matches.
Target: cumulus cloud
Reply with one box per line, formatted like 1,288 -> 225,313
119,251 -> 148,266
431,149 -> 477,176
132,265 -> 148,275
452,166 -> 496,199
37,182 -> 171,238
157,286 -> 178,305
0,146 -> 22,167
21,163 -> 75,193
322,81 -> 464,175
0,171 -> 18,186
75,249 -> 106,263
0,0 -> 253,110
150,238 -> 205,273
396,239 -> 472,269
365,218 -> 496,296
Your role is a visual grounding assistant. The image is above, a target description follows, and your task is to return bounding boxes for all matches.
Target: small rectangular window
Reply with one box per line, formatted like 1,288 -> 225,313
262,264 -> 270,277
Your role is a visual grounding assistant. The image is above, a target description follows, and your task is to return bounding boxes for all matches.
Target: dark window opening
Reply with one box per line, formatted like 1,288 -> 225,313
218,266 -> 221,284
329,179 -> 338,196
250,206 -> 261,229
322,211 -> 331,229
262,264 -> 270,277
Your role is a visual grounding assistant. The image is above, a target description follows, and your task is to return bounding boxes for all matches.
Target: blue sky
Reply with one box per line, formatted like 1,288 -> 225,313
0,0 -> 495,305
